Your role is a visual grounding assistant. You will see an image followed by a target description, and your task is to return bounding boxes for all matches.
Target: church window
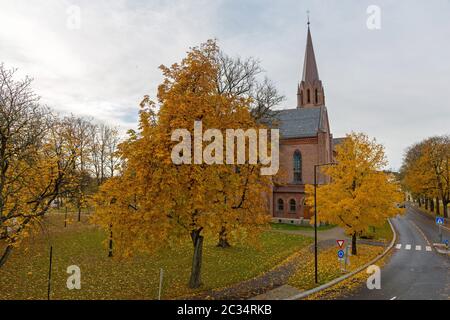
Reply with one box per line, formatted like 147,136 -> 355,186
277,199 -> 284,211
289,199 -> 296,212
315,88 -> 318,104
307,89 -> 311,103
293,150 -> 302,182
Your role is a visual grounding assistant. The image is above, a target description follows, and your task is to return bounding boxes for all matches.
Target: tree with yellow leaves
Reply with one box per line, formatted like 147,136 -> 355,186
401,135 -> 449,217
0,64 -> 79,267
92,40 -> 272,289
306,133 -> 403,255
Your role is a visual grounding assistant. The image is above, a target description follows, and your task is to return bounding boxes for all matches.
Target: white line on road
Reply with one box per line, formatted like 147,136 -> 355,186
390,296 -> 397,300
405,244 -> 411,250
415,245 -> 421,251
426,246 -> 432,251
395,244 -> 402,249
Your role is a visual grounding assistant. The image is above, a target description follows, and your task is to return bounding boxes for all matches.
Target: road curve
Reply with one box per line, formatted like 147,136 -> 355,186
342,204 -> 450,300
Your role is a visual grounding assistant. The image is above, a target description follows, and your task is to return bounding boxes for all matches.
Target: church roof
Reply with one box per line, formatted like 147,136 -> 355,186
332,137 -> 346,146
269,106 -> 324,139
332,137 -> 346,150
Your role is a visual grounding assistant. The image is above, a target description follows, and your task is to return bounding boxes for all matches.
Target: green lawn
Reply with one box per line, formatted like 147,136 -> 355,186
0,213 -> 312,300
270,222 -> 336,232
359,220 -> 394,242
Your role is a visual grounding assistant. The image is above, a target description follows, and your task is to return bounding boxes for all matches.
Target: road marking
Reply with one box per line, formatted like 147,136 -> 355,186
405,244 -> 411,250
395,244 -> 402,249
408,220 -> 432,246
426,246 -> 432,251
390,296 -> 397,300
415,245 -> 421,251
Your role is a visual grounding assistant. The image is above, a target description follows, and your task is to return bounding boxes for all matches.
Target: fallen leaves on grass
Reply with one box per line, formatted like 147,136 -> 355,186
306,249 -> 392,300
0,214 -> 312,300
288,244 -> 384,292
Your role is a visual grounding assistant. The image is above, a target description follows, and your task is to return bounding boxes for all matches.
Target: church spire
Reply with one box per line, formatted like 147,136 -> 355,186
302,26 -> 320,83
297,19 -> 325,108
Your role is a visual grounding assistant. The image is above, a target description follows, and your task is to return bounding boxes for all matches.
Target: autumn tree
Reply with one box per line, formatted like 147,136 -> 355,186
0,64 -> 78,267
214,51 -> 284,247
92,40 -> 272,288
401,136 -> 450,217
306,133 -> 404,255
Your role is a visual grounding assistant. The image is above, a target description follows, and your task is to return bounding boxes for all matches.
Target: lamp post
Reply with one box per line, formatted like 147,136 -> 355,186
313,162 -> 336,284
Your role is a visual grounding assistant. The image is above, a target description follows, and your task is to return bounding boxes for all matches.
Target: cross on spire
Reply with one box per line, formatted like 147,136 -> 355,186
307,10 -> 310,27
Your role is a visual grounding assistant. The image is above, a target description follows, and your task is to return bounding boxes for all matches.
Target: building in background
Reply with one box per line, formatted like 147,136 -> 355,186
269,24 -> 344,223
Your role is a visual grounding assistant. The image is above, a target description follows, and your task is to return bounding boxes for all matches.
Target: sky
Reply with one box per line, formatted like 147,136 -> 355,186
1,0 -> 449,170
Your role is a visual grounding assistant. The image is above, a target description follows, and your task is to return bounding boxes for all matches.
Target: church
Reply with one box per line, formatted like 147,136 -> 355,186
268,24 -> 344,223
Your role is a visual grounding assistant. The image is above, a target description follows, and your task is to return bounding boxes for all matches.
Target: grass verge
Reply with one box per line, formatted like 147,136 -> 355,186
0,213 -> 311,300
288,244 -> 384,291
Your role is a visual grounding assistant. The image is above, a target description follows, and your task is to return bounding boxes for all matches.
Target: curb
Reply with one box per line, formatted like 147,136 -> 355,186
285,219 -> 397,300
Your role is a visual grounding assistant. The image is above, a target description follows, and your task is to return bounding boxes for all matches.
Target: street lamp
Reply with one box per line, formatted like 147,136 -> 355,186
313,162 -> 336,284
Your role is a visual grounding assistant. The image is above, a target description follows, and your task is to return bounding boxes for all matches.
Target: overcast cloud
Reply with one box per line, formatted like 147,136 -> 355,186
1,0 -> 449,170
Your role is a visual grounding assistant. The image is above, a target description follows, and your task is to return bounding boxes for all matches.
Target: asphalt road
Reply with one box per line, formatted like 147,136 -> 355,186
342,204 -> 450,300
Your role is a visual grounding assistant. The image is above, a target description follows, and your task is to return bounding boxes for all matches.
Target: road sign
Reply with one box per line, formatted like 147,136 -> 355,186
337,240 -> 345,248
337,249 -> 345,259
436,217 -> 444,225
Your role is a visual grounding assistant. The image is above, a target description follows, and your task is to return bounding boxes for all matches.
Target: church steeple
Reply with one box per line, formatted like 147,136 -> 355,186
297,22 -> 325,108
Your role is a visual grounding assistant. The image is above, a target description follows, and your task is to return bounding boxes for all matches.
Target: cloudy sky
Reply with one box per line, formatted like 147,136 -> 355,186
1,0 -> 449,169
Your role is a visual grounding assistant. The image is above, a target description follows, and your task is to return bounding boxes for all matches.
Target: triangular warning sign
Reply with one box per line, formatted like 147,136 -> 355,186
337,240 -> 345,248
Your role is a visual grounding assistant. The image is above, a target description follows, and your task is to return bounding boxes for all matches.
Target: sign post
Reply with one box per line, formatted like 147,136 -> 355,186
344,245 -> 350,271
337,240 -> 346,272
436,217 -> 444,243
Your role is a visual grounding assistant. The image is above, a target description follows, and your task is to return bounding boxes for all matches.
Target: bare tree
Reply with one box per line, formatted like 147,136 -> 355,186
215,51 -> 284,123
0,64 -> 77,267
91,123 -> 120,185
214,52 -> 285,248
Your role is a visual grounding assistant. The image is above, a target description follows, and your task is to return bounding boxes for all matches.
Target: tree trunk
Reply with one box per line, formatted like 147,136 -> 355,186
217,226 -> 231,248
443,201 -> 449,218
189,229 -> 204,289
418,198 -> 422,207
425,198 -> 428,210
351,232 -> 357,255
430,198 -> 435,212
108,224 -> 113,258
0,245 -> 13,268
436,197 -> 441,215
78,207 -> 81,222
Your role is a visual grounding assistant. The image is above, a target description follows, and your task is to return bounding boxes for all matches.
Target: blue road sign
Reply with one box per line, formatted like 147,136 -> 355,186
444,239 -> 449,245
337,250 -> 345,259
436,217 -> 444,225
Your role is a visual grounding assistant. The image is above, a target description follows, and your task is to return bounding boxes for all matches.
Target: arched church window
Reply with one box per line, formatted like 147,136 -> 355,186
277,199 -> 284,211
289,199 -> 296,212
307,89 -> 311,103
293,150 -> 302,183
315,88 -> 318,104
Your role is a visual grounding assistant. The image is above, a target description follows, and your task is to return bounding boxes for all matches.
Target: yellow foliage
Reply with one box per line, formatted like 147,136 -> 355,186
92,40 -> 272,260
305,133 -> 404,237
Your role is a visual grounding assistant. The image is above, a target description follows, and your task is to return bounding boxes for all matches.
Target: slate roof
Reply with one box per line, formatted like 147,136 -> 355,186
332,137 -> 345,146
332,137 -> 346,150
268,106 -> 323,139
